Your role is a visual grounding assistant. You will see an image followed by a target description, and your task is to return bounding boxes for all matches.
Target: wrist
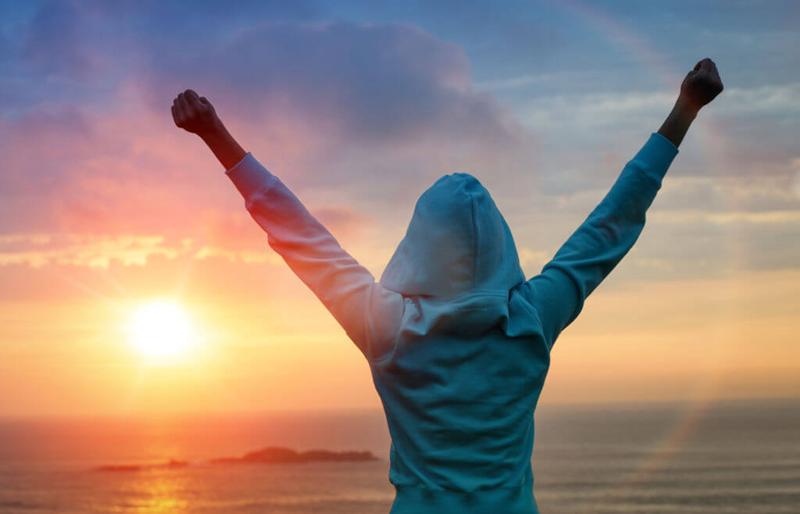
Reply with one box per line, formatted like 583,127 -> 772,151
197,117 -> 228,140
674,96 -> 701,119
198,118 -> 247,170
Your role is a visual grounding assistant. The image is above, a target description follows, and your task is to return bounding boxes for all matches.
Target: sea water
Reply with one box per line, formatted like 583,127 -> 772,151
1,399 -> 798,513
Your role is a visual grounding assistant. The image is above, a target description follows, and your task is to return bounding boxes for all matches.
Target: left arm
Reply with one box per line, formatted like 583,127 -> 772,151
171,90 -> 404,362
224,153 -> 405,362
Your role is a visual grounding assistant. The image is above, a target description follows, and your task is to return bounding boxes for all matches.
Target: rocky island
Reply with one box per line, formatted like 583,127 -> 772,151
210,446 -> 378,465
93,446 -> 378,472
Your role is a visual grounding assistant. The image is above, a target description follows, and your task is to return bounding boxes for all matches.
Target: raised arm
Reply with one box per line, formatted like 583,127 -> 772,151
171,90 -> 404,362
523,58 -> 724,349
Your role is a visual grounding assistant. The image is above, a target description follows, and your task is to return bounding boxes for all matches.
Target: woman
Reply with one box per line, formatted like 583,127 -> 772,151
171,57 -> 723,513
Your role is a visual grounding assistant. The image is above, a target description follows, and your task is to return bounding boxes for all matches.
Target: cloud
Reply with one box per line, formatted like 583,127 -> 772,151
1,15 -> 538,271
517,82 -> 800,132
515,82 -> 800,138
475,70 -> 596,92
20,0 -> 104,79
0,107 -> 94,192
719,83 -> 800,115
0,231 -> 292,269
653,174 -> 800,213
141,21 -> 523,152
0,101 -> 197,233
792,158 -> 800,198
516,246 -> 549,275
651,209 -> 800,225
0,233 -> 185,268
2,2 -> 798,282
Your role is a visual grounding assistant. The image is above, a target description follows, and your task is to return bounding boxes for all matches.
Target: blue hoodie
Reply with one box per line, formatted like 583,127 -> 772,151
225,131 -> 679,513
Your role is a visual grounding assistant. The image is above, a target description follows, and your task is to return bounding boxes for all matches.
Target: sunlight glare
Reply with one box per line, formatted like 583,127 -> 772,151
126,300 -> 196,362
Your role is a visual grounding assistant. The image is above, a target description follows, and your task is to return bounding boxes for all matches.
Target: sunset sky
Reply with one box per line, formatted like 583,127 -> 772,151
1,0 -> 798,417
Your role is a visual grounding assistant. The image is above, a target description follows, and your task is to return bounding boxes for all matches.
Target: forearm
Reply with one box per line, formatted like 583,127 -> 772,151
199,121 -> 247,170
657,96 -> 699,148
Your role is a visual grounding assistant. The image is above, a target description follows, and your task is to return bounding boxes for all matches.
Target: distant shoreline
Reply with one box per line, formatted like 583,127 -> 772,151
92,446 -> 379,472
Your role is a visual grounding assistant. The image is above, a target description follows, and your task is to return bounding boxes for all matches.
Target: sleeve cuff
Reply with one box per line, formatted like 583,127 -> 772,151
633,132 -> 680,182
224,152 -> 277,200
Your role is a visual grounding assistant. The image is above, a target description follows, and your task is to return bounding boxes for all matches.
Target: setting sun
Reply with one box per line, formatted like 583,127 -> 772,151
126,300 -> 197,362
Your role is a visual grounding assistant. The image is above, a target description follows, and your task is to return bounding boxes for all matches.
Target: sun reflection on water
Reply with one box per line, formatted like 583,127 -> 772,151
130,473 -> 188,514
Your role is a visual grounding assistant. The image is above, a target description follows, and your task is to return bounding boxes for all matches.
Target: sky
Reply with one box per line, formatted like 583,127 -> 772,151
1,0 -> 799,417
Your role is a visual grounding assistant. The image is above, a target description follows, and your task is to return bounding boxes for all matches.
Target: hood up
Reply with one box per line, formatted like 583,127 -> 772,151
380,173 -> 525,299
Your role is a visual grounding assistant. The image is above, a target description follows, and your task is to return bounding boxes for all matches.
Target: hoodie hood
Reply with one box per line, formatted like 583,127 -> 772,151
380,172 -> 525,298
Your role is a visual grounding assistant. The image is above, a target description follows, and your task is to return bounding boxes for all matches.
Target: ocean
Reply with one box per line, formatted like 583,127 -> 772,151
1,399 -> 798,513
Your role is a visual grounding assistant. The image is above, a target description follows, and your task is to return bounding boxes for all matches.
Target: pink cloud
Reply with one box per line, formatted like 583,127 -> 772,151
1,21 -> 538,271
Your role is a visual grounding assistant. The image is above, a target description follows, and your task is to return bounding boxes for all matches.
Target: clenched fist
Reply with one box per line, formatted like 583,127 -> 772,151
679,58 -> 724,111
171,89 -> 221,136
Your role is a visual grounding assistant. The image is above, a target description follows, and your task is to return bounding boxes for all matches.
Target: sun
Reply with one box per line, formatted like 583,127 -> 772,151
126,299 -> 197,362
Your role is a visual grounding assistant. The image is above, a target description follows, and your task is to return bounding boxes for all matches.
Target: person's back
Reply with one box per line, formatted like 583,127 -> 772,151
171,57 -> 723,513
367,135 -> 678,511
371,173 -> 548,512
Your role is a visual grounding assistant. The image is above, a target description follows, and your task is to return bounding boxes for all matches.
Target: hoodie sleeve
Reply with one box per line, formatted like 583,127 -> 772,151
224,153 -> 404,363
525,132 -> 679,349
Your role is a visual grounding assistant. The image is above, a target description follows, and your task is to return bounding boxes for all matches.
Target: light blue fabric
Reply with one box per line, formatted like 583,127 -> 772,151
225,131 -> 679,513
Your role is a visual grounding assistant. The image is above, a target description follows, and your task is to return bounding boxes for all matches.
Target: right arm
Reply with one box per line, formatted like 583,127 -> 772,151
524,131 -> 680,348
524,58 -> 723,349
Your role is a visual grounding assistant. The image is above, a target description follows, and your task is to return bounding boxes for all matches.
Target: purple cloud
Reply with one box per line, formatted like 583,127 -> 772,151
142,21 -> 522,149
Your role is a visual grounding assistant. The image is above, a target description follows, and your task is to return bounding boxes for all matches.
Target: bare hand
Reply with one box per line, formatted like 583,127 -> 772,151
679,58 -> 724,111
171,89 -> 221,136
